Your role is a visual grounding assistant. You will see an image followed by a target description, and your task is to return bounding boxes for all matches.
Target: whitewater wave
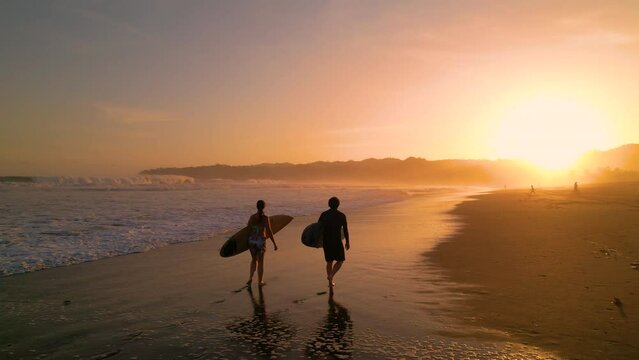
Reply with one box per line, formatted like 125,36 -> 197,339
0,182 -> 409,276
0,175 -> 195,189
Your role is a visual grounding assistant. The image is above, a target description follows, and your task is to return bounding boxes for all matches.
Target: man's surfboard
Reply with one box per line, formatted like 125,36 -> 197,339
219,215 -> 293,257
302,222 -> 346,248
301,222 -> 323,248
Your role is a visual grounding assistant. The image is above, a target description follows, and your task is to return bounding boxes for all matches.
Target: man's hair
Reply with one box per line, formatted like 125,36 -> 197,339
328,197 -> 340,209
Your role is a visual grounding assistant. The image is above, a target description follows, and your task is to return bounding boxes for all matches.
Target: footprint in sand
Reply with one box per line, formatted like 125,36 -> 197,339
294,291 -> 329,304
231,285 -> 248,293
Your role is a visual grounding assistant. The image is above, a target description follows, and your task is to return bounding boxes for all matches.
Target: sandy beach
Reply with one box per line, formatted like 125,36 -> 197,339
430,182 -> 639,359
0,189 -> 559,359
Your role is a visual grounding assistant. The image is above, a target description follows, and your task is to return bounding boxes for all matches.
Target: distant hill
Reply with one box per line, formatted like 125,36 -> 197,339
141,157 -> 543,187
576,144 -> 639,172
141,144 -> 639,187
573,144 -> 639,183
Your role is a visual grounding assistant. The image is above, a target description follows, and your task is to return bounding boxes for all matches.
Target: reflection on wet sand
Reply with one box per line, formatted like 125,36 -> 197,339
306,291 -> 354,359
226,286 -> 295,358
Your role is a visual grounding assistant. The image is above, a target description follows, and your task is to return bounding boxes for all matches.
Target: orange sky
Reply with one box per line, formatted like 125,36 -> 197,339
1,1 -> 638,176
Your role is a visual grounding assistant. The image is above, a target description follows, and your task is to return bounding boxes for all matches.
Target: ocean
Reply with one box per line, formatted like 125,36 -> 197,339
0,176 -> 407,276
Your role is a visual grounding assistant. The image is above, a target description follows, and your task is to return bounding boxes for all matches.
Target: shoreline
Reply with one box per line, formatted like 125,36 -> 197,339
429,182 -> 639,359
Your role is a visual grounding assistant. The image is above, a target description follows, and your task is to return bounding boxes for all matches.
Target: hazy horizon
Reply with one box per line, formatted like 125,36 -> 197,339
2,143 -> 637,190
1,142 -> 637,180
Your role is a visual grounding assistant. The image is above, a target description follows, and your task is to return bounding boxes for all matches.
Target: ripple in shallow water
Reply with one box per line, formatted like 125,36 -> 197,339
226,287 -> 296,358
0,287 -> 560,359
305,296 -> 353,359
202,291 -> 558,359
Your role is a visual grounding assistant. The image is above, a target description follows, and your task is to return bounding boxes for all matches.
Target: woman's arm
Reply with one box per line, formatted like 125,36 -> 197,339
265,216 -> 278,250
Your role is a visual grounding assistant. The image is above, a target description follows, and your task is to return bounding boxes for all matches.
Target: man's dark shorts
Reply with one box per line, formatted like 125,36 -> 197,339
323,238 -> 345,262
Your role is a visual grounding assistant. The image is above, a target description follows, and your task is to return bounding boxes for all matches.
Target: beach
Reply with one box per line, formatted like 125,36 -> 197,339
4,1 -> 639,358
430,182 -> 639,359
0,188 -> 558,359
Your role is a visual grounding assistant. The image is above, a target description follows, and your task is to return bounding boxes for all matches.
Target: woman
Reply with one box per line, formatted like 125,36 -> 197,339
247,200 -> 278,286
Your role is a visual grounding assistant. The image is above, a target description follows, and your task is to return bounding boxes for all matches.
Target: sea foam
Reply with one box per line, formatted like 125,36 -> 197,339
0,178 -> 408,276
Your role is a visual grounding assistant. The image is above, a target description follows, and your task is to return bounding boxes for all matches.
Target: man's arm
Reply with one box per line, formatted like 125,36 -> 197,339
343,214 -> 350,250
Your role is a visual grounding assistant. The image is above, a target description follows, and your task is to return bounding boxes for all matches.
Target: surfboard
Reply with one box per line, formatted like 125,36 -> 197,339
301,222 -> 324,248
301,222 -> 346,248
219,215 -> 293,257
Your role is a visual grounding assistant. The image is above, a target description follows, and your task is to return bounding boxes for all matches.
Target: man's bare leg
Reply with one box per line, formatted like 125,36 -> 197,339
247,254 -> 257,285
326,261 -> 335,287
330,261 -> 343,286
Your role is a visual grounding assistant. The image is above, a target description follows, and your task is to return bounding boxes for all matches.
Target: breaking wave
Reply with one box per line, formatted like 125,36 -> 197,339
0,181 -> 409,276
0,175 -> 195,190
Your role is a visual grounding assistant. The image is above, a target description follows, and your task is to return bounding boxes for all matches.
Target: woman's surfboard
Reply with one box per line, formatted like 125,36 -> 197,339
219,215 -> 293,257
301,222 -> 324,248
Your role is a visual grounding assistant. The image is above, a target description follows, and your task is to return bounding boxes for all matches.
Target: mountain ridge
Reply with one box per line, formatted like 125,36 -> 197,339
141,144 -> 639,186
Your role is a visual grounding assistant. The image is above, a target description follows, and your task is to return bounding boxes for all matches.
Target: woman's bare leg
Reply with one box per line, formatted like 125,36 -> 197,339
248,253 -> 257,285
257,252 -> 265,285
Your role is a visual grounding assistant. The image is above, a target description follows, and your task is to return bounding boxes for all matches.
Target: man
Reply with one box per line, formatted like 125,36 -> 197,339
318,197 -> 350,288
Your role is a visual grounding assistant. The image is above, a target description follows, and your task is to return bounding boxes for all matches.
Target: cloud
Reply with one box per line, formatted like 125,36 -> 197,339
323,142 -> 377,149
555,7 -> 637,48
95,103 -> 178,124
67,5 -> 153,42
564,29 -> 636,47
323,124 -> 405,136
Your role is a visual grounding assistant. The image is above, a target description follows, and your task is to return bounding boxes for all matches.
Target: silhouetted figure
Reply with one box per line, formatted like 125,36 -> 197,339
247,200 -> 278,286
227,286 -> 294,357
574,181 -> 579,194
530,185 -> 536,195
319,197 -> 350,288
306,293 -> 353,359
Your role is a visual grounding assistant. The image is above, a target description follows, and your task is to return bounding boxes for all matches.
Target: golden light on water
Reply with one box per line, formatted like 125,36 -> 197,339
493,96 -> 612,170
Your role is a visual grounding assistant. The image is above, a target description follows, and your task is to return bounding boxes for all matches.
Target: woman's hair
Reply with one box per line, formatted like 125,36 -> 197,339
256,200 -> 266,217
328,197 -> 340,209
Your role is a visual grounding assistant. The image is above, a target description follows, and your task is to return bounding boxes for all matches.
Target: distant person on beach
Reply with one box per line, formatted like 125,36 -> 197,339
246,200 -> 278,286
530,185 -> 536,195
318,197 -> 350,288
574,181 -> 579,194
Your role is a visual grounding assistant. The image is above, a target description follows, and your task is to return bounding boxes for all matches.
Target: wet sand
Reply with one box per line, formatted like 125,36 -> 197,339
0,189 -> 558,359
429,182 -> 639,359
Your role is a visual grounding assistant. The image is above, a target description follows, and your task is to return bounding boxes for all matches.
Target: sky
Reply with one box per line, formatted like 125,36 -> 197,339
1,0 -> 638,176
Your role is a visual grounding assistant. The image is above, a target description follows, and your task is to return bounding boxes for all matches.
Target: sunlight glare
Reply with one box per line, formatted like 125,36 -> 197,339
494,97 -> 611,170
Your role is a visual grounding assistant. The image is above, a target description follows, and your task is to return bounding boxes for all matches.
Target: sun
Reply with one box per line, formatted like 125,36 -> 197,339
493,96 -> 611,170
